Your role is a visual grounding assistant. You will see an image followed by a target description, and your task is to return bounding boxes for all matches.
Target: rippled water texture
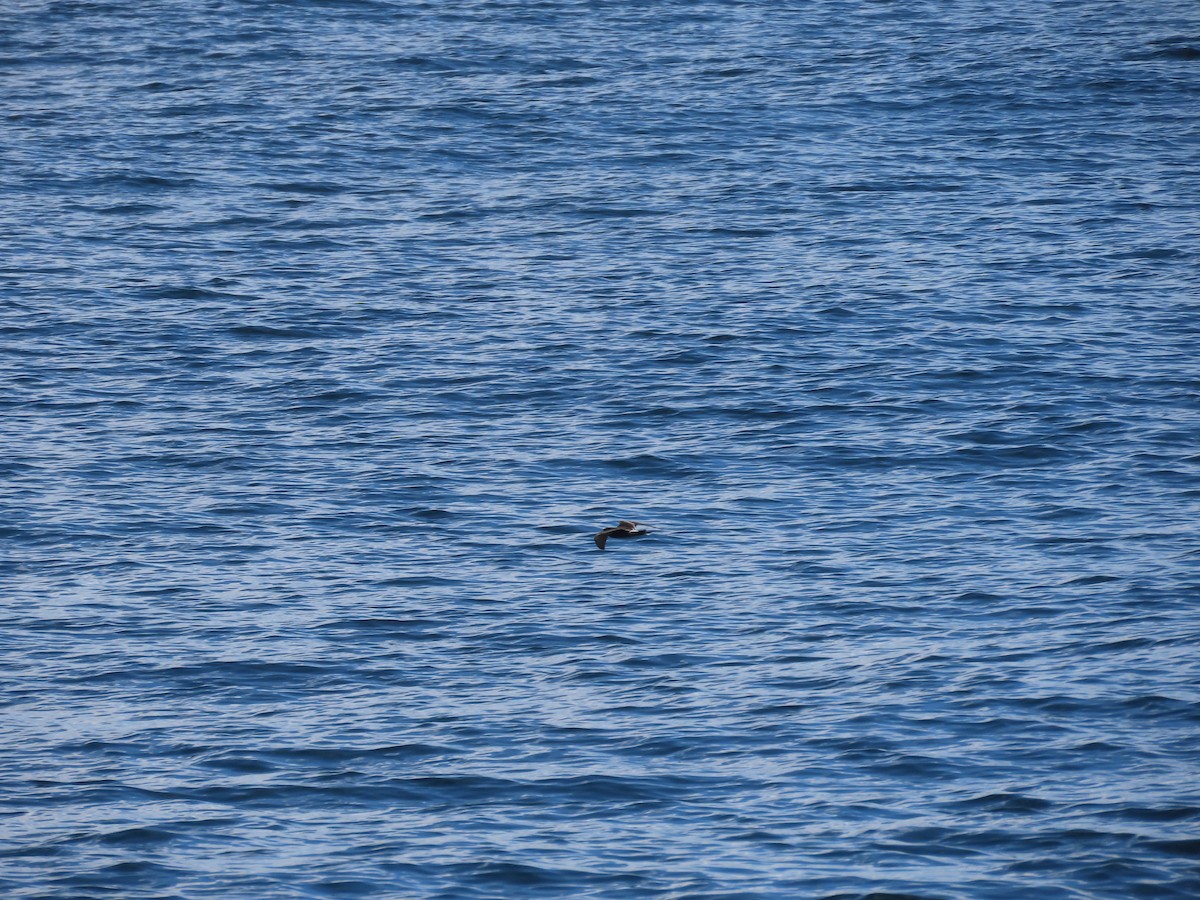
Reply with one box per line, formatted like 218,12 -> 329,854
3,1 -> 1200,897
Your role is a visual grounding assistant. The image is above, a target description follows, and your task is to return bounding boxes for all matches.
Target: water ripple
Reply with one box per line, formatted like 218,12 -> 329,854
4,0 -> 1200,897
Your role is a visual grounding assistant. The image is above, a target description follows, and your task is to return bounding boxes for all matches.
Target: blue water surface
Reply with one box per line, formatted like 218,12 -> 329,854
3,1 -> 1200,897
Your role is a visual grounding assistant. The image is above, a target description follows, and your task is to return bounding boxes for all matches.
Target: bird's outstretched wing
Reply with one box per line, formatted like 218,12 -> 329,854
618,520 -> 637,530
594,532 -> 609,550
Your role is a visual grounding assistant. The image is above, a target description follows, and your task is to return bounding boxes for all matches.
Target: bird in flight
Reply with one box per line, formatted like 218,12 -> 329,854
594,520 -> 651,550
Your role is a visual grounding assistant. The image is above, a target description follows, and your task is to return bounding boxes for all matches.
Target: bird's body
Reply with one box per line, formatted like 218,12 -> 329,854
594,520 -> 650,550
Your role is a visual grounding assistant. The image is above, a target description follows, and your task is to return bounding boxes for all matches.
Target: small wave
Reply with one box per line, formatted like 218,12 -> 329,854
96,826 -> 179,847
93,172 -> 196,190
225,323 -> 324,339
1107,246 -> 1189,260
1103,805 -> 1200,823
1131,40 -> 1200,61
596,453 -> 702,477
1143,838 -> 1200,858
405,507 -> 456,521
253,180 -> 349,195
138,285 -> 229,300
948,792 -> 1054,814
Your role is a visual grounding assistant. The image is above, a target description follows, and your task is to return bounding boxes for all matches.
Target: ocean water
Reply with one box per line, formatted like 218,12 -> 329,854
3,0 -> 1199,897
